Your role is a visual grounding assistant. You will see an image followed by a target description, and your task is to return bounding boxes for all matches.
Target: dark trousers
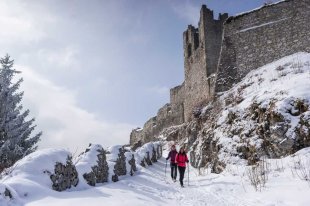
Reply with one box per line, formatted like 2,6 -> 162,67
170,163 -> 177,179
178,166 -> 186,186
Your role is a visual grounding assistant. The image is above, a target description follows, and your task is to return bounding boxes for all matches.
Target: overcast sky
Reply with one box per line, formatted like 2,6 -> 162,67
0,0 -> 269,152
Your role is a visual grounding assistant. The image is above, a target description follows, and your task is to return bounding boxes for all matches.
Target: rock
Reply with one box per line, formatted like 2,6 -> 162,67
131,140 -> 142,151
294,111 -> 310,151
4,188 -> 12,199
112,174 -> 118,182
140,159 -> 146,167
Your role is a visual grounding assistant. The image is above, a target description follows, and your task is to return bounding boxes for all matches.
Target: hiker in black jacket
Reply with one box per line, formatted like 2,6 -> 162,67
166,145 -> 178,182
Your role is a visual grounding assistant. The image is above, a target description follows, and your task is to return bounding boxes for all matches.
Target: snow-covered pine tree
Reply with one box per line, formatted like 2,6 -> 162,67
0,55 -> 42,172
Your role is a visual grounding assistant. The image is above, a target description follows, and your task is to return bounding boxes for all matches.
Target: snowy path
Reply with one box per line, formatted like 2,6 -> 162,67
25,157 -> 253,206
22,153 -> 310,206
22,147 -> 310,206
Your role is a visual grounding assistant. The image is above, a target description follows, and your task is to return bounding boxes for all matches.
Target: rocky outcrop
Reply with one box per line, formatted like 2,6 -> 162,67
131,140 -> 142,151
156,54 -> 310,173
293,111 -> 310,150
50,156 -> 79,191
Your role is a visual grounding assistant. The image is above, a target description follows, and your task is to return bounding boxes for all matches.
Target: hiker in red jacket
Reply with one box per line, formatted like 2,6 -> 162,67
175,147 -> 189,187
166,145 -> 178,182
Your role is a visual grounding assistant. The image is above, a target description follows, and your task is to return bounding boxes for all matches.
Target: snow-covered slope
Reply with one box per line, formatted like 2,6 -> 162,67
184,52 -> 310,171
217,52 -> 310,162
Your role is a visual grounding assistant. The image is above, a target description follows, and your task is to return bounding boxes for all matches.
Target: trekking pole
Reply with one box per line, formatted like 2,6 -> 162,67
187,163 -> 189,186
165,160 -> 167,178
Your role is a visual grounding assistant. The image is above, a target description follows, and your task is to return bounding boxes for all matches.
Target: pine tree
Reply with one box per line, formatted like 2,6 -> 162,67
0,54 -> 42,172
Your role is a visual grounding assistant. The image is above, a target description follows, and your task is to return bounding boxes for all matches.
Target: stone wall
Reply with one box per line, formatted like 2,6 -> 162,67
183,6 -> 227,122
170,83 -> 185,124
216,0 -> 310,92
130,103 -> 185,145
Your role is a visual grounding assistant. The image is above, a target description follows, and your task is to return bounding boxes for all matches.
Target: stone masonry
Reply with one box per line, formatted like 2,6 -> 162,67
183,6 -> 227,121
130,0 -> 310,145
216,0 -> 310,92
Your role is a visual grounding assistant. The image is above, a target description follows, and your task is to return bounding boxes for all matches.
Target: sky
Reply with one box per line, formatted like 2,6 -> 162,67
0,0 -> 270,152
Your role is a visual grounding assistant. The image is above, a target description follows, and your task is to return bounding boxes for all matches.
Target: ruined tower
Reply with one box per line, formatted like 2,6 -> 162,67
183,5 -> 227,121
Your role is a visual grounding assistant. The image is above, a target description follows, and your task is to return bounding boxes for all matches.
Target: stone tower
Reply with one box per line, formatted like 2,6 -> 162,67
183,5 -> 228,121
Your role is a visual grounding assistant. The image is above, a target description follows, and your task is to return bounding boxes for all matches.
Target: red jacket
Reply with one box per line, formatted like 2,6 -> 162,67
176,152 -> 189,167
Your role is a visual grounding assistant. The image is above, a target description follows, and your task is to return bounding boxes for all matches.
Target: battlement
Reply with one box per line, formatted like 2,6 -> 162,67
183,5 -> 228,62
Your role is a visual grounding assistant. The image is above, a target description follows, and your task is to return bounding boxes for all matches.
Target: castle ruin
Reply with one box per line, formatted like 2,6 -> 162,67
130,0 -> 310,145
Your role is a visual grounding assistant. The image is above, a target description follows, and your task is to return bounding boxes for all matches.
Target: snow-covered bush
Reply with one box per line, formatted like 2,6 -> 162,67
106,145 -> 128,182
75,144 -> 109,187
135,141 -> 162,167
125,152 -> 137,176
0,148 -> 76,195
49,155 -> 78,191
0,140 -> 162,206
